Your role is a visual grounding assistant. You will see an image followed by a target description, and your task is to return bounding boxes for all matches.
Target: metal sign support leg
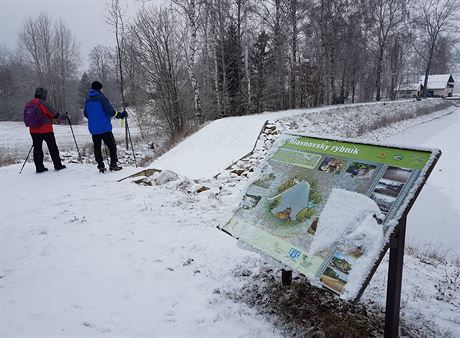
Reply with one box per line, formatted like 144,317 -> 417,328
384,215 -> 407,338
282,269 -> 292,285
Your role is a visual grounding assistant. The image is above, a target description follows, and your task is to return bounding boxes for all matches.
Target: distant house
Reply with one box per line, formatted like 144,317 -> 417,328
395,83 -> 422,99
419,74 -> 455,97
396,74 -> 455,99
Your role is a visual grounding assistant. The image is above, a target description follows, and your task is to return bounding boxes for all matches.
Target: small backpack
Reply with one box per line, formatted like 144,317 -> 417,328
24,100 -> 43,127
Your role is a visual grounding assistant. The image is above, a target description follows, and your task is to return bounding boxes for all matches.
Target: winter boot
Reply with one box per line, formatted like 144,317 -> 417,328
55,164 -> 66,171
109,164 -> 122,171
97,163 -> 106,173
36,167 -> 48,173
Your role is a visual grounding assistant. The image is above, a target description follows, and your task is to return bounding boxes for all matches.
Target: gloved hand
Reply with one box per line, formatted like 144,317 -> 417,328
116,110 -> 128,119
56,113 -> 68,124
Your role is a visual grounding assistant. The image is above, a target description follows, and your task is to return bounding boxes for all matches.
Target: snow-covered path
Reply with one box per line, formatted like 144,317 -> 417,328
151,110 -> 310,178
0,165 -> 279,337
386,110 -> 460,259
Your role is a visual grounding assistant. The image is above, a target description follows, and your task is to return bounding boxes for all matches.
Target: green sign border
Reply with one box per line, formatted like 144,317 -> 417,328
282,135 -> 432,170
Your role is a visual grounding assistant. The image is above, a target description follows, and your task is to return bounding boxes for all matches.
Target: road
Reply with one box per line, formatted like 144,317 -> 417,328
386,109 -> 460,259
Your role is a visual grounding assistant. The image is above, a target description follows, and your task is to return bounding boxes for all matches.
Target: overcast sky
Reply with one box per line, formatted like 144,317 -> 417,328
0,0 -> 165,70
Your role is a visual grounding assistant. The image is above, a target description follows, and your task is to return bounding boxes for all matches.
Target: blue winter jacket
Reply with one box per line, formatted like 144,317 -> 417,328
83,89 -> 117,135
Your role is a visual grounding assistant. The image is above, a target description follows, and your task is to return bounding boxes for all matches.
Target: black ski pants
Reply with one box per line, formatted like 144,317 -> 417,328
92,131 -> 118,167
30,132 -> 63,170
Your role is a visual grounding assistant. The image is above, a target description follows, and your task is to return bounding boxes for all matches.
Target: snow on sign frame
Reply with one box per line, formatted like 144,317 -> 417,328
220,133 -> 441,300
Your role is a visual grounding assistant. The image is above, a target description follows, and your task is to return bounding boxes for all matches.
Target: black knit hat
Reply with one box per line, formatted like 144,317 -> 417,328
91,81 -> 103,91
34,87 -> 48,100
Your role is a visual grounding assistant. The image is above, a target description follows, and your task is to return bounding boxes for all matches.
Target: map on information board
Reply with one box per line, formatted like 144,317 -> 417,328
220,134 -> 440,299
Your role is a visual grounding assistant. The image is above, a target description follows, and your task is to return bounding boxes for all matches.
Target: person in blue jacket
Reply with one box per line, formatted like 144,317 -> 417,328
83,81 -> 127,172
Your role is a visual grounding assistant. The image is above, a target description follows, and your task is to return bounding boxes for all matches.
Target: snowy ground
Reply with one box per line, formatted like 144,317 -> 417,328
0,120 -> 141,162
1,165 -> 281,337
385,112 -> 460,260
1,99 -> 459,337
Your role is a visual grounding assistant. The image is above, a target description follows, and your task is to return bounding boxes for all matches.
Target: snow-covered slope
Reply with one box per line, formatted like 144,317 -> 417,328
149,108 -> 324,178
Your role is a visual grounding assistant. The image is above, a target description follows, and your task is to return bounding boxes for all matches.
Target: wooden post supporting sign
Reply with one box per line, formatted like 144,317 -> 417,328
384,215 -> 407,337
281,269 -> 293,286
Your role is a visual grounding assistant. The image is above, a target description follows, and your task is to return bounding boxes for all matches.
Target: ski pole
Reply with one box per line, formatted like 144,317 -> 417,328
125,117 -> 137,168
65,112 -> 83,164
19,145 -> 34,174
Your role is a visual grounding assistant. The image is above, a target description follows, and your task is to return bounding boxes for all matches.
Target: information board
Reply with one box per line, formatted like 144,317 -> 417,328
220,134 -> 440,299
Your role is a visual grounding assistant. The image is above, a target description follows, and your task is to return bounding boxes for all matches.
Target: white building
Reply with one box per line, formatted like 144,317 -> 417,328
395,83 -> 421,99
419,74 -> 455,97
396,74 -> 455,99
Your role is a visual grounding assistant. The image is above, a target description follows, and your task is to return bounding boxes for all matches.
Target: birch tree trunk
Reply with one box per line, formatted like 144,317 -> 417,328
275,0 -> 283,110
243,4 -> 251,111
374,45 -> 385,101
209,3 -> 222,119
290,0 -> 297,109
187,0 -> 203,124
174,0 -> 204,124
217,0 -> 229,116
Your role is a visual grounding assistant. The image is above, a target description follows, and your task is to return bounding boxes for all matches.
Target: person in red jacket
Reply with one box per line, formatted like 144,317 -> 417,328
26,87 -> 66,173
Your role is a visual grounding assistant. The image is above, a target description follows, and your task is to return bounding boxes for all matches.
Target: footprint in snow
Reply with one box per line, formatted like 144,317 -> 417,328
81,321 -> 111,334
164,311 -> 176,323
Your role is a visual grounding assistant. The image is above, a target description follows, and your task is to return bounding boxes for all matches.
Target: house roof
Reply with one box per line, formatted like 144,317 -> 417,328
419,74 -> 455,90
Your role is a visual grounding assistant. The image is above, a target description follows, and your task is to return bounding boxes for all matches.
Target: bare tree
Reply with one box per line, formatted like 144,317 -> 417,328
0,45 -> 32,120
123,28 -> 151,140
132,7 -> 187,137
362,0 -> 405,101
258,0 -> 289,110
195,1 -> 216,118
89,45 -> 113,85
413,0 -> 460,97
173,0 -> 204,124
18,13 -> 80,117
104,0 -> 129,148
430,35 -> 458,74
289,0 -> 298,108
310,0 -> 351,105
274,0 -> 287,109
241,0 -> 252,112
19,13 -> 54,92
207,1 -> 224,118
216,0 -> 230,116
53,18 -> 80,114
88,45 -> 120,100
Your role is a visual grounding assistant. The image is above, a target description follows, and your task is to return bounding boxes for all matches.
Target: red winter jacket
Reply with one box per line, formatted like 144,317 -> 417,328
28,98 -> 59,134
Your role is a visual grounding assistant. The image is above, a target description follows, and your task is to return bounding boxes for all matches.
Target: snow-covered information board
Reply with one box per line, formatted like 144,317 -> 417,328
221,134 -> 440,299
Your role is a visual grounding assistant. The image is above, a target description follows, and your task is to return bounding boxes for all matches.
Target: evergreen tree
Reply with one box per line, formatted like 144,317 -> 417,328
216,23 -> 244,116
78,72 -> 90,109
250,31 -> 270,114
